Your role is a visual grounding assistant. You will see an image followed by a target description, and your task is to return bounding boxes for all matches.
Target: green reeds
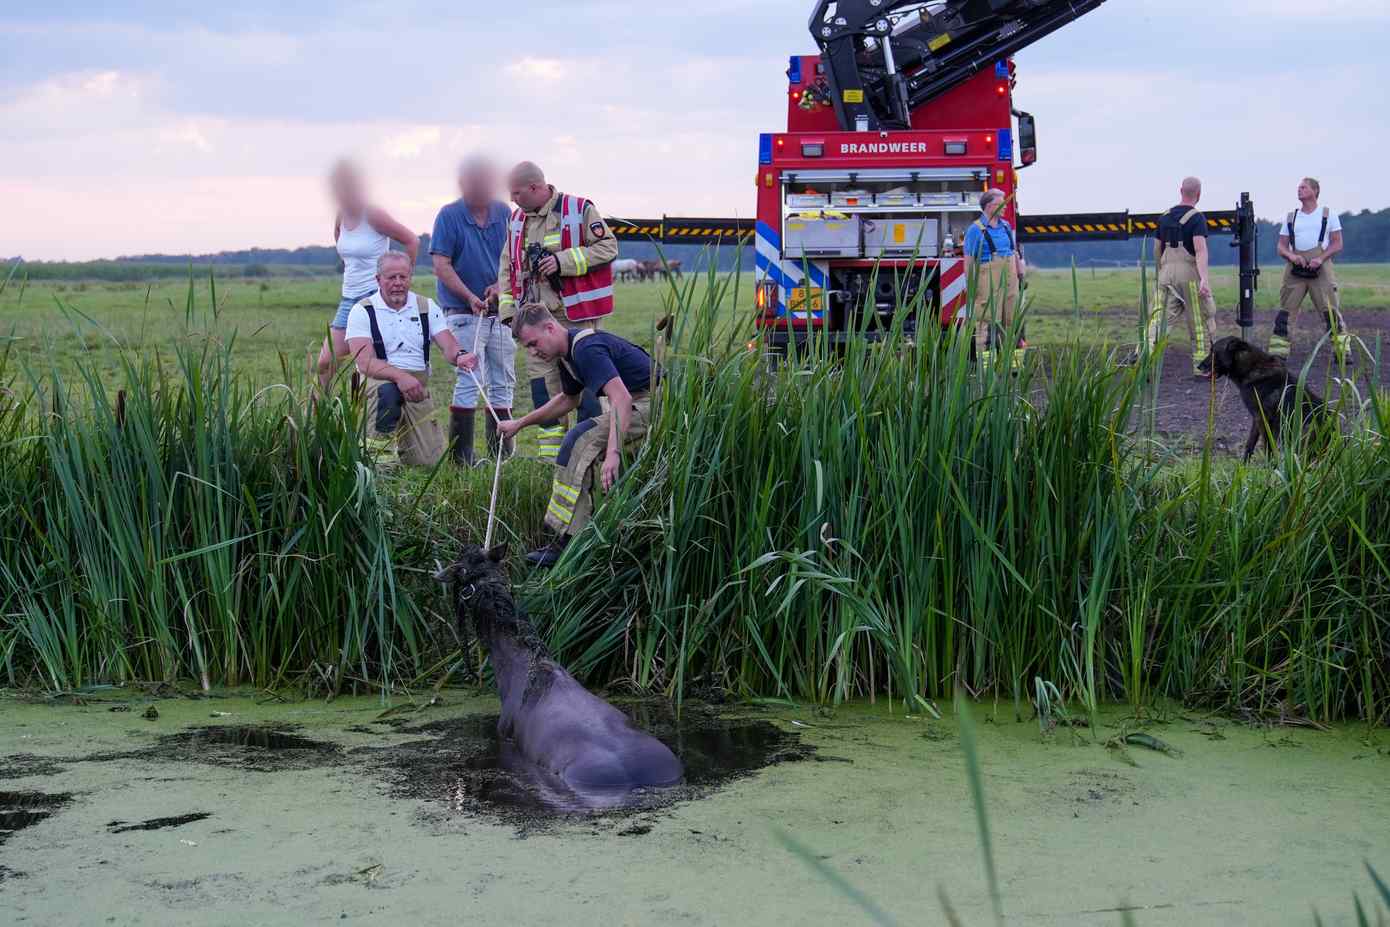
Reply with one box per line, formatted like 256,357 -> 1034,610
0,288 -> 418,694
531,257 -> 1390,723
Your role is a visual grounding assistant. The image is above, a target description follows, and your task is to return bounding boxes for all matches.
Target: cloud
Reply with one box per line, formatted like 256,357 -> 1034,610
505,57 -> 567,83
379,126 -> 443,160
2,2 -> 1388,260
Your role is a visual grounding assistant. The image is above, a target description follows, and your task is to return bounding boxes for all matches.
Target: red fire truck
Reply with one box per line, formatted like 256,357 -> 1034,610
611,0 -> 1260,343
753,0 -> 1104,344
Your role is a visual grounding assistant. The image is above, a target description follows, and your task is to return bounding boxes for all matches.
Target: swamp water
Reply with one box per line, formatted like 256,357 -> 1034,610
1,691 -> 1387,926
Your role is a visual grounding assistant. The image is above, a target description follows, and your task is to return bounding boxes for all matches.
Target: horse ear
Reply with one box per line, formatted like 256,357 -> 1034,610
433,562 -> 463,584
486,544 -> 509,564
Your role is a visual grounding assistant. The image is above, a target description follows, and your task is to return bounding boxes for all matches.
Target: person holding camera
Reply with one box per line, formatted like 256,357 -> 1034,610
346,253 -> 478,466
1270,177 -> 1352,365
495,161 -> 618,461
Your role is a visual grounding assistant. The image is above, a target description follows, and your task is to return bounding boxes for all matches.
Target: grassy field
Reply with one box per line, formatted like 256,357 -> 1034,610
1,262 -> 1385,459
6,263 -> 1387,378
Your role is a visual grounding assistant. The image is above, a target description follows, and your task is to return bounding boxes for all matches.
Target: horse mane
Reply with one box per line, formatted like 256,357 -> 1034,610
452,563 -> 557,704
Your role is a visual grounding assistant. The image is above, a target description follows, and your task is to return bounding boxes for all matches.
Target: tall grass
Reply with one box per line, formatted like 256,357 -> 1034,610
0,287 -> 420,693
531,261 -> 1390,724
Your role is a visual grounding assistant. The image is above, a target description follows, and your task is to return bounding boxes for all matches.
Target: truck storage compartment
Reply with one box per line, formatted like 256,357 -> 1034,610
863,218 -> 938,258
784,212 -> 861,258
830,190 -> 872,207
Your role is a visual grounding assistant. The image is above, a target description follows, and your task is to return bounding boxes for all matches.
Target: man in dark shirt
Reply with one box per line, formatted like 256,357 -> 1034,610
1143,176 -> 1218,378
498,304 -> 655,566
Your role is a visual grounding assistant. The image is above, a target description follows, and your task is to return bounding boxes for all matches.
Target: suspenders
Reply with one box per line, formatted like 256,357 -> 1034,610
973,219 -> 1015,261
364,296 -> 432,366
1287,207 -> 1329,251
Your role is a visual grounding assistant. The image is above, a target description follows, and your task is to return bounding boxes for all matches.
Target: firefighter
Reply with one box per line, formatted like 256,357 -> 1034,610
497,304 -> 655,568
1270,177 -> 1352,365
961,188 -> 1026,367
495,161 -> 618,462
1145,176 -> 1218,379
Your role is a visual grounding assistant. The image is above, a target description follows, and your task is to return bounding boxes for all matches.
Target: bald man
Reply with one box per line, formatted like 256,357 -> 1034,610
1144,177 -> 1219,378
496,162 -> 618,459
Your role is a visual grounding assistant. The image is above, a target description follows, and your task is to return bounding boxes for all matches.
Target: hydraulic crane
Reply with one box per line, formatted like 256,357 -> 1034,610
608,0 -> 1259,341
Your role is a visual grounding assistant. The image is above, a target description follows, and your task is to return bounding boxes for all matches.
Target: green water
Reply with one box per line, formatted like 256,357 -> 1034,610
1,691 -> 1387,925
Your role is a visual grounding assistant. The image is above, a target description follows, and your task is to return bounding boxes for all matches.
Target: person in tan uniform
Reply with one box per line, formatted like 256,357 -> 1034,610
1270,177 -> 1352,365
961,188 -> 1027,367
495,162 -> 618,460
1145,176 -> 1218,379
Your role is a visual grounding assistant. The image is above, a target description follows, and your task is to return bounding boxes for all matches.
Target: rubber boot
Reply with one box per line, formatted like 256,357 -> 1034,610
448,407 -> 476,467
486,408 -> 514,461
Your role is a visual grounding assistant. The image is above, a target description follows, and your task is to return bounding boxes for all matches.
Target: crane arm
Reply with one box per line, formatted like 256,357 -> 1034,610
809,0 -> 1109,131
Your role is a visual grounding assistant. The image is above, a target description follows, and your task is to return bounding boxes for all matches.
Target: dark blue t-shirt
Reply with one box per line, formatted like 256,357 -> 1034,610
559,331 -> 653,398
429,199 -> 510,311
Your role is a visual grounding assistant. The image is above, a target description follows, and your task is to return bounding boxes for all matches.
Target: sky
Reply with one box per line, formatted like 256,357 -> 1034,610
3,1 -> 1388,261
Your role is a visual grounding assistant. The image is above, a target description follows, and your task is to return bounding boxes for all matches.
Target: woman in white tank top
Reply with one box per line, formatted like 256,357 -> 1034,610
316,160 -> 419,389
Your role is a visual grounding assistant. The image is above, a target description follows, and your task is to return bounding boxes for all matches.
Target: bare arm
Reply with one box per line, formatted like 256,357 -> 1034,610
432,254 -> 480,306
1277,233 -> 1298,264
1317,230 -> 1344,264
347,337 -> 405,380
368,207 -> 419,266
506,392 -> 581,432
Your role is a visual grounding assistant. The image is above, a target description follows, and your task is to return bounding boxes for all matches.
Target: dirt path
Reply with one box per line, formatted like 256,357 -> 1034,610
1079,307 -> 1389,454
3,693 -> 1388,926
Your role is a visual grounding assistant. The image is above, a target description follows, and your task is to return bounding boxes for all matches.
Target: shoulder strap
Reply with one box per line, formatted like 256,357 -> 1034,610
1179,208 -> 1198,225
973,219 -> 993,260
364,300 -> 388,361
1287,211 -> 1297,241
560,328 -> 598,380
417,296 -> 431,366
1319,207 -> 1329,247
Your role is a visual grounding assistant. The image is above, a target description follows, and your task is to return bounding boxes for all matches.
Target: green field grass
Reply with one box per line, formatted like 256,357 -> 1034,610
3,263 -> 1386,454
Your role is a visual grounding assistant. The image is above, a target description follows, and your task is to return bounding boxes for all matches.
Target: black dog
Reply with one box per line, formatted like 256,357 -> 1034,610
1198,337 -> 1330,461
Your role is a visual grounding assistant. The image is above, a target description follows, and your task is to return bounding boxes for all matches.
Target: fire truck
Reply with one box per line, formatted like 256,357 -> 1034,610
612,0 -> 1260,344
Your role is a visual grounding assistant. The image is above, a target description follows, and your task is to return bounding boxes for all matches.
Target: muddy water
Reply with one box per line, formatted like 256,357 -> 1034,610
1,691 -> 1387,926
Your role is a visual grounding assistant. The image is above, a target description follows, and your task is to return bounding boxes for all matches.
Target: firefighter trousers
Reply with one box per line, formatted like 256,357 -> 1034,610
1271,246 -> 1350,362
973,256 -> 1022,365
527,318 -> 603,461
543,393 -> 651,538
1147,251 -> 1216,374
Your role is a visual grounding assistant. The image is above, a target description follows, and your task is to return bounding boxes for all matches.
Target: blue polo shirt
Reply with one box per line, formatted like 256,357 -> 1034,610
429,199 -> 510,311
558,331 -> 653,398
963,216 -> 1016,261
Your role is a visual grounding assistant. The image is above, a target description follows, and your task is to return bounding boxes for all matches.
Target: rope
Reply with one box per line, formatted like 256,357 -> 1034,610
462,313 -> 505,548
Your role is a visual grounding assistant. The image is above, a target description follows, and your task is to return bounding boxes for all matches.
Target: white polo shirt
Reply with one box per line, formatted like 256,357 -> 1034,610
1282,207 -> 1342,252
345,292 -> 447,372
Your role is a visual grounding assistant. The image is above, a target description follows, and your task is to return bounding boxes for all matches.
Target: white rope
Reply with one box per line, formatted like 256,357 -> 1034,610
462,313 -> 505,547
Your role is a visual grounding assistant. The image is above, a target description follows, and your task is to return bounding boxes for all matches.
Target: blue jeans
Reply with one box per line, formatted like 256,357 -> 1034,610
447,313 -> 516,409
332,292 -> 374,330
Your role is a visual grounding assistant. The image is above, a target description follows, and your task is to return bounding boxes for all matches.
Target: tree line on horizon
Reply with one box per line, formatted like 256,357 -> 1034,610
9,206 -> 1390,280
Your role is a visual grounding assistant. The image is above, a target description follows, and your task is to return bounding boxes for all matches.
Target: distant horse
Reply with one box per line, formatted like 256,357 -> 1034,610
612,258 -> 641,283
